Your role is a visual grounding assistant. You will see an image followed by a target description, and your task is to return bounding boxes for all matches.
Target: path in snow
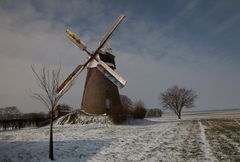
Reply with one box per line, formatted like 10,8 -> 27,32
198,121 -> 217,162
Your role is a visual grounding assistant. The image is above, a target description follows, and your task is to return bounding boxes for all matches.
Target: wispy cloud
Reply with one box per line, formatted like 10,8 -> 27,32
212,13 -> 240,35
0,0 -> 240,112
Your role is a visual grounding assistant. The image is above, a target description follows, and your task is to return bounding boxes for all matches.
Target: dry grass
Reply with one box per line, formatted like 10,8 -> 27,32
202,119 -> 240,162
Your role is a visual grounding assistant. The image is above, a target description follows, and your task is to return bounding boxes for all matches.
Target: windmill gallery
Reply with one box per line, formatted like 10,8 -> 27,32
56,15 -> 127,115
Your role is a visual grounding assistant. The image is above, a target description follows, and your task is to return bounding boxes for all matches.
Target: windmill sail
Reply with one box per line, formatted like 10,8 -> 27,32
65,29 -> 87,51
56,64 -> 83,95
97,60 -> 126,88
98,14 -> 125,50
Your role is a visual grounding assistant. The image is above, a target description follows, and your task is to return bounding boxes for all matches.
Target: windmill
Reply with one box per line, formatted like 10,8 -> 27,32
56,14 -> 126,114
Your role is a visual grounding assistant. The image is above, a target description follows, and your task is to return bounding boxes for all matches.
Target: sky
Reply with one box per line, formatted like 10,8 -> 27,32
0,0 -> 240,113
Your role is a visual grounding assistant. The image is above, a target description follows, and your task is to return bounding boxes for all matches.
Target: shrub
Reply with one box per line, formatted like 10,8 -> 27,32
120,95 -> 134,116
132,100 -> 147,119
108,97 -> 147,124
107,105 -> 127,124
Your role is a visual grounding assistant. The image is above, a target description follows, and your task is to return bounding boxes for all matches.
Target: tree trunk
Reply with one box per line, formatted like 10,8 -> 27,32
178,114 -> 181,119
177,107 -> 183,119
178,112 -> 181,119
49,110 -> 54,160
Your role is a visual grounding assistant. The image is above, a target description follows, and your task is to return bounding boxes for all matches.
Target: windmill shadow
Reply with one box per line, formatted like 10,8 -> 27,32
123,118 -> 163,126
122,118 -> 185,126
0,139 -> 112,162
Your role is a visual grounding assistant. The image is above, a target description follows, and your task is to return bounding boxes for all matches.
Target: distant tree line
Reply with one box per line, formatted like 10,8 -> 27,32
145,108 -> 162,118
0,106 -> 21,120
0,106 -> 49,131
0,104 -> 73,131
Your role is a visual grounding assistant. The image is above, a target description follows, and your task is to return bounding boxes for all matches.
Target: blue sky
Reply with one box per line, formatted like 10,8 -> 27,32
0,0 -> 240,112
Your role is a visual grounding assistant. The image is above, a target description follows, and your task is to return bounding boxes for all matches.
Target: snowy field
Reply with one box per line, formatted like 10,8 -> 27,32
0,111 -> 240,162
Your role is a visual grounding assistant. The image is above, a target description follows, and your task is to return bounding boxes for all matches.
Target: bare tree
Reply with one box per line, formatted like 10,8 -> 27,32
159,85 -> 197,119
29,65 -> 71,160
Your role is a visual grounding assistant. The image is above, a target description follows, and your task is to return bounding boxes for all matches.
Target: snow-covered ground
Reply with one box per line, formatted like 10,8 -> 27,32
0,112 -> 240,162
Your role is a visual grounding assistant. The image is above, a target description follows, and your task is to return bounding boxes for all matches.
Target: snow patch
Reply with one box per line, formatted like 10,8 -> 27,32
55,110 -> 112,125
1,116 -> 239,162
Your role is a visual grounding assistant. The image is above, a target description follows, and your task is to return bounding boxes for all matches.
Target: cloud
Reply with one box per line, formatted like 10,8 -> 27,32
0,0 -> 240,112
0,1 -> 87,112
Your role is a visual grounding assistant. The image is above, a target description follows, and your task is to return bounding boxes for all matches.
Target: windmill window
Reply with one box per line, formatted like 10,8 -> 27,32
99,53 -> 115,66
105,99 -> 112,109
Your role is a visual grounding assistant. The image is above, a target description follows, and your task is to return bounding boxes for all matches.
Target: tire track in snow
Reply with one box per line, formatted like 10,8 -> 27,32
92,122 -> 186,161
234,119 -> 240,126
198,121 -> 217,162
